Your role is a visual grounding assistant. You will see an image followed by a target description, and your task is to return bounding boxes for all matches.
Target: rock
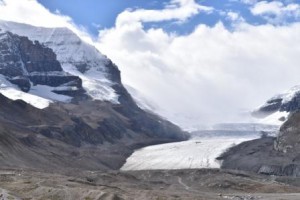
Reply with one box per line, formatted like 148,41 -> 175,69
219,111 -> 300,177
253,86 -> 300,118
0,25 -> 188,172
8,76 -> 30,92
258,165 -> 282,175
0,92 -> 188,171
0,30 -> 83,94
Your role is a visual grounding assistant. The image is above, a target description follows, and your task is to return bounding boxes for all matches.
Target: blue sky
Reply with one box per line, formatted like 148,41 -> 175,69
37,0 -> 170,35
38,0 -> 300,36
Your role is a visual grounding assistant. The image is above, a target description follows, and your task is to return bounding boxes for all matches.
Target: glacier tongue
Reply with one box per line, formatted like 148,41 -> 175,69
122,135 -> 257,171
0,20 -> 119,103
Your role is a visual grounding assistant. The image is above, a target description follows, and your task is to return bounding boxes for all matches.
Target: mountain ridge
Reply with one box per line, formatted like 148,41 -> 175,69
0,20 -> 189,171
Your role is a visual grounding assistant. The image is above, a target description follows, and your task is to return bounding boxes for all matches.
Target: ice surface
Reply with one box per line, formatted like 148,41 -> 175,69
121,134 -> 257,171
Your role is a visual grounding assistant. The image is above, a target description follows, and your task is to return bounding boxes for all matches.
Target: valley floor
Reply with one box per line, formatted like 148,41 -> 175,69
1,168 -> 300,200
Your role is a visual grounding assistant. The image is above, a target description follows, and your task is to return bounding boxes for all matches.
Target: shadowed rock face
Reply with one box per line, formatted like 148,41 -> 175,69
253,88 -> 300,118
0,30 -> 82,93
0,93 -> 188,170
252,98 -> 283,117
0,26 -> 189,171
218,111 -> 300,177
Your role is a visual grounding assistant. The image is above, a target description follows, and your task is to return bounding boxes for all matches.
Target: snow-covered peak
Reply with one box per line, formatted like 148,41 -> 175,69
0,20 -> 119,104
272,85 -> 300,104
253,85 -> 300,126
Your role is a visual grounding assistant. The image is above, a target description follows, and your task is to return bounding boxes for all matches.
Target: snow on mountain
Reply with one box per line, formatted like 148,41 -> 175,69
274,85 -> 300,104
0,75 -> 51,109
0,27 -> 82,108
257,111 -> 289,126
124,84 -> 160,112
0,20 -> 119,104
252,85 -> 300,126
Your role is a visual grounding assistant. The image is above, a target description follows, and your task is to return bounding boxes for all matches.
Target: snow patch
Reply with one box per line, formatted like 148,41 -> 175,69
0,75 -> 73,109
258,111 -> 289,126
62,63 -> 119,103
0,75 -> 51,109
30,84 -> 72,102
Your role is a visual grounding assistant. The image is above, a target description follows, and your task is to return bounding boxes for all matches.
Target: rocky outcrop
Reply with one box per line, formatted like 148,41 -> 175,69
0,93 -> 188,170
253,86 -> 300,118
252,98 -> 283,117
220,83 -> 300,177
218,111 -> 300,177
0,30 -> 83,95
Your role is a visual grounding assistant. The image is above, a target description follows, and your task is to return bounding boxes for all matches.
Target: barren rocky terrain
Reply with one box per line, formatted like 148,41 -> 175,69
0,168 -> 300,200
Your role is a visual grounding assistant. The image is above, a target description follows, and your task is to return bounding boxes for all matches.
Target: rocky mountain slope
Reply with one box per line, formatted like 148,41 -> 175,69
0,30 -> 83,95
0,20 -> 119,104
252,85 -> 300,125
219,86 -> 300,177
0,21 -> 188,171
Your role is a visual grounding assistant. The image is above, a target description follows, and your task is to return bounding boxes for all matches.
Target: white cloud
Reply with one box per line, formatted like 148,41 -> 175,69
98,12 -> 300,129
0,0 -> 93,44
226,11 -> 245,23
251,1 -> 300,24
227,12 -> 239,21
115,0 -> 213,27
240,0 -> 257,5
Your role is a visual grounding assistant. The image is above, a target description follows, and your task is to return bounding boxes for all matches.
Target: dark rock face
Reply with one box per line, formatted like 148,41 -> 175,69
18,38 -> 62,73
219,111 -> 300,177
104,59 -> 122,84
275,112 -> 300,153
281,93 -> 300,113
252,98 -> 283,117
253,90 -> 300,118
8,76 -> 30,92
0,31 -> 82,94
29,74 -> 82,87
0,93 -> 188,170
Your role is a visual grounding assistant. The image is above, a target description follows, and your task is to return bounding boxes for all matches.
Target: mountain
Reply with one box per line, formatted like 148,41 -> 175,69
0,29 -> 83,96
0,21 -> 188,171
251,85 -> 300,125
218,86 -> 300,177
0,20 -> 120,104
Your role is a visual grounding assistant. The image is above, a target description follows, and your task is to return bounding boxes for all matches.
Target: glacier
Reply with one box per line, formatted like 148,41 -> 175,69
122,133 -> 258,171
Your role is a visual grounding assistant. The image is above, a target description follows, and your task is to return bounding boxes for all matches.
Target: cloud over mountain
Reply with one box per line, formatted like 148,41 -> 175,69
97,1 -> 300,129
1,0 -> 300,129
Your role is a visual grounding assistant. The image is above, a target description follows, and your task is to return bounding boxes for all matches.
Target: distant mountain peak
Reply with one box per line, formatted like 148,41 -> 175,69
252,85 -> 300,125
0,20 -> 121,106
